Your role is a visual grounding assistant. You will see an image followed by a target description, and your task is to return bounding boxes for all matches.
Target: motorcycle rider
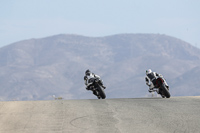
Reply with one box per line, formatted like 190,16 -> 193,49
84,69 -> 106,97
145,69 -> 169,93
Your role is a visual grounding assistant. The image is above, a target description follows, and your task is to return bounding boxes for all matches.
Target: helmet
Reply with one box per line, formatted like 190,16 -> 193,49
146,69 -> 152,75
85,69 -> 91,76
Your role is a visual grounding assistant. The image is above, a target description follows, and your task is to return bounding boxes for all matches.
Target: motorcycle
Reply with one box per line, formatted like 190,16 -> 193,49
87,77 -> 106,99
150,76 -> 170,98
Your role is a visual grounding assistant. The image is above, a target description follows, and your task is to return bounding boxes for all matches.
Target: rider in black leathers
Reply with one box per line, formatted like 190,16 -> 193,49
84,69 -> 106,97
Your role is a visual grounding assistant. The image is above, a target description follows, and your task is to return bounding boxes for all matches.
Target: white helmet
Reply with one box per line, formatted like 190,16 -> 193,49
146,69 -> 152,75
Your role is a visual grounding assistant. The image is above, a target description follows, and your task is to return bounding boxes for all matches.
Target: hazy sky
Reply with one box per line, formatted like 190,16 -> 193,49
1,0 -> 200,48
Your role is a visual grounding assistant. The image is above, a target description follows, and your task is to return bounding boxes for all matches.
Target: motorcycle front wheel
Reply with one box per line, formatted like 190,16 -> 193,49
161,84 -> 170,98
97,85 -> 106,99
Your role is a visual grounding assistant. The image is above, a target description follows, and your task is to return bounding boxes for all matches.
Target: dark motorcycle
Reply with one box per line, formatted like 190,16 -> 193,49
152,76 -> 170,98
87,77 -> 106,99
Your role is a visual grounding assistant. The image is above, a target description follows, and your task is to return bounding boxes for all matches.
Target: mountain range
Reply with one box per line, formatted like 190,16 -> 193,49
0,34 -> 200,101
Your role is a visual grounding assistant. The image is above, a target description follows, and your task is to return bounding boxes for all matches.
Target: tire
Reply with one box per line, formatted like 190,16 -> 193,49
161,84 -> 170,98
97,85 -> 106,99
161,95 -> 165,98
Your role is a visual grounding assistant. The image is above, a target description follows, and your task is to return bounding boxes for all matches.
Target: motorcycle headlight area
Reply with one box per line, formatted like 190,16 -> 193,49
88,78 -> 95,83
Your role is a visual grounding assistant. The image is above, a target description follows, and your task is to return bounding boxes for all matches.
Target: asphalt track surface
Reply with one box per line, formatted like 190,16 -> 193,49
0,96 -> 200,133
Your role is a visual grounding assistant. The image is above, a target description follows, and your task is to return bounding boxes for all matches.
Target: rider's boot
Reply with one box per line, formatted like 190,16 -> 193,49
148,86 -> 153,93
148,89 -> 153,93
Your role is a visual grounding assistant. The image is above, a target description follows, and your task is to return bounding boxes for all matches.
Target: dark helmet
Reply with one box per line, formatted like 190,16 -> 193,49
85,69 -> 91,76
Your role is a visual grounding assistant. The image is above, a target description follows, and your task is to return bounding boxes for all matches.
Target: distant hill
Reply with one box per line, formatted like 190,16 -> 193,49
0,34 -> 200,101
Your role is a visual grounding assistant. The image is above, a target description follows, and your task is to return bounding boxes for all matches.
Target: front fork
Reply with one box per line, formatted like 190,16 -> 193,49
89,83 -> 100,97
